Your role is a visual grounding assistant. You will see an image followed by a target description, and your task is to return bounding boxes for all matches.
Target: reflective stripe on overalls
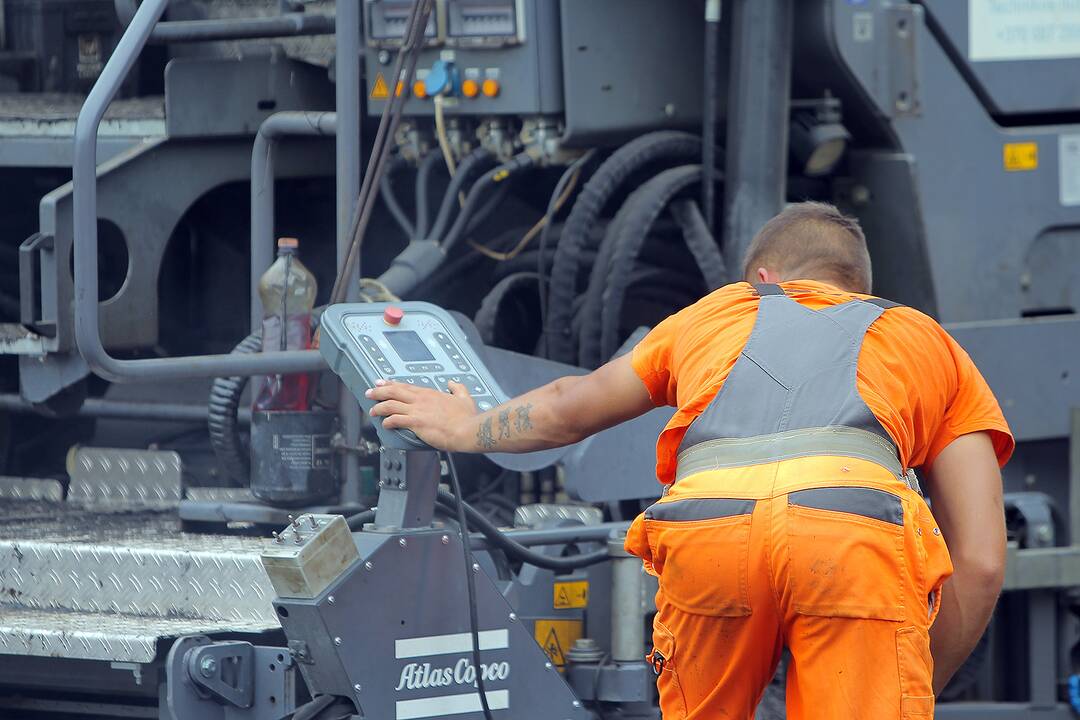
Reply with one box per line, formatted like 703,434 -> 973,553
625,283 -> 953,720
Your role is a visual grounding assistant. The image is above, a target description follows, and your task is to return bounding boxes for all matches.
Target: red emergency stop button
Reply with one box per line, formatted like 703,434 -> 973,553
383,306 -> 404,326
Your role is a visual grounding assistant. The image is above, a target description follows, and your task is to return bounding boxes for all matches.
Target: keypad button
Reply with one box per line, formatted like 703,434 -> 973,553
473,396 -> 496,411
414,376 -> 437,389
406,362 -> 445,373
459,374 -> 486,396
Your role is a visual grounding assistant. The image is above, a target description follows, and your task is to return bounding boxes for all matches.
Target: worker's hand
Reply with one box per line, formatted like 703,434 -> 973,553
366,379 -> 477,451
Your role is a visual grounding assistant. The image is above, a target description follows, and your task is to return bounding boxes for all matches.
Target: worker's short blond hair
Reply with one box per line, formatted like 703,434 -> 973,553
742,201 -> 872,294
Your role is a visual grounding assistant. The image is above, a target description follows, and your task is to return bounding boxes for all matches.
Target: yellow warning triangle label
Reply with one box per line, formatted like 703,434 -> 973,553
371,72 -> 389,100
556,588 -> 570,606
543,627 -> 565,667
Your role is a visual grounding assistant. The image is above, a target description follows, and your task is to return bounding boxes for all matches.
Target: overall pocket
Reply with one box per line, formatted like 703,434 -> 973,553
648,617 -> 687,719
787,486 -> 906,620
644,497 -> 754,617
896,626 -> 935,719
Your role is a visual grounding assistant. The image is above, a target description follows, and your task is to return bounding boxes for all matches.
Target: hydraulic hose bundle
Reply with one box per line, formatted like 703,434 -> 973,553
545,131 -> 706,364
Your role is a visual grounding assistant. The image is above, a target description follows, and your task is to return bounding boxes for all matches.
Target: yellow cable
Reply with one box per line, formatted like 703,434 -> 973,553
433,94 -> 466,206
467,166 -> 583,262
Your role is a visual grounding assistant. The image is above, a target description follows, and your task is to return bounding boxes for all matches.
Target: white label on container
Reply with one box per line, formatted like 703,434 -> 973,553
1059,134 -> 1080,205
969,0 -> 1080,61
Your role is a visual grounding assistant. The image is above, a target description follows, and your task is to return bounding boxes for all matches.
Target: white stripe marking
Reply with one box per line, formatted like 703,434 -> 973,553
396,690 -> 509,719
395,630 -> 508,659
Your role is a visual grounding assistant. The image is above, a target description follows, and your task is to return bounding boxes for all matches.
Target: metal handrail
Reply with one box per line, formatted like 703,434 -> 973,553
73,0 -> 325,382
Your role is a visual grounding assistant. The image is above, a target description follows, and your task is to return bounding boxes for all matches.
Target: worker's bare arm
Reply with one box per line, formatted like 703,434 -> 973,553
366,353 -> 655,453
923,431 -> 1006,695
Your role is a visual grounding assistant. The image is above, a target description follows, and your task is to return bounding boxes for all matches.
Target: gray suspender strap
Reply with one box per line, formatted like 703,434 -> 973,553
863,297 -> 903,310
674,426 -> 906,484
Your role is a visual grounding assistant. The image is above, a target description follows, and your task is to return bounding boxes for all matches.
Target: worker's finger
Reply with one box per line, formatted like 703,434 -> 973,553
381,413 -> 417,430
365,383 -> 415,402
374,378 -> 390,387
370,400 -> 413,418
447,381 -> 471,398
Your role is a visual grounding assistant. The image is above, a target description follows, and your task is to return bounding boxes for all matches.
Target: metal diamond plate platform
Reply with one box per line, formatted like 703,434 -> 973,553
0,501 -> 279,663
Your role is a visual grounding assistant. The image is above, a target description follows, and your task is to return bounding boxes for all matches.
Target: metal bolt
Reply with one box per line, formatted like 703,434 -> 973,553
441,535 -> 450,545
353,683 -> 363,694
573,701 -> 582,708
334,637 -> 342,646
365,561 -> 374,571
399,538 -> 408,548
472,563 -> 480,573
378,49 -> 391,65
1037,525 -> 1053,543
309,515 -> 319,529
272,531 -> 283,544
932,528 -> 940,536
663,103 -> 676,117
328,595 -> 335,605
199,656 -> 217,678
545,662 -> 553,670
294,533 -> 303,544
508,613 -> 517,622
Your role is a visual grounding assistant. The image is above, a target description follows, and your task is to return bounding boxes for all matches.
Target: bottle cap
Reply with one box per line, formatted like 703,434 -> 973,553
277,237 -> 299,250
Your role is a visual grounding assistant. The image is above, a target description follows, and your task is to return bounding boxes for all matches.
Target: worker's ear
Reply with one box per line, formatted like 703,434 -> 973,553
756,267 -> 781,284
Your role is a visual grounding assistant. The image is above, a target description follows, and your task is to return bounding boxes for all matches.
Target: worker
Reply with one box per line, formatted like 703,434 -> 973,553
366,201 -> 1012,719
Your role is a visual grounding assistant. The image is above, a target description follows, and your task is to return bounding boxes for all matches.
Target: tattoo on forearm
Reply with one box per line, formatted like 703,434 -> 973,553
514,403 -> 533,433
476,418 -> 496,450
498,409 -> 512,440
476,402 -> 533,450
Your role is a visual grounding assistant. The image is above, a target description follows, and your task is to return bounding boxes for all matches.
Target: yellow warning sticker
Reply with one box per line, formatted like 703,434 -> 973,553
553,580 -> 589,609
371,72 -> 389,100
534,619 -> 582,669
1003,142 -> 1038,171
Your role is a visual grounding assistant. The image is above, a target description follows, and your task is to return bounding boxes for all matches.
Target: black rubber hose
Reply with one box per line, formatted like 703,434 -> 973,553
426,148 -> 493,243
546,131 -> 704,364
436,489 -> 610,570
669,197 -> 728,288
473,272 -> 538,346
290,694 -> 336,720
414,150 -> 443,241
207,330 -> 263,485
597,165 -> 725,363
379,155 -> 416,239
440,153 -> 535,253
346,508 -> 376,530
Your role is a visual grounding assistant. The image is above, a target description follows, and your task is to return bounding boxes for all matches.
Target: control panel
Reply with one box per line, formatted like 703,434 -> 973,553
319,302 -> 508,449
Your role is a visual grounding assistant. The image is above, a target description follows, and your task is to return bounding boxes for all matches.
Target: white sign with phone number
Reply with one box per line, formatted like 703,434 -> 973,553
969,0 -> 1080,61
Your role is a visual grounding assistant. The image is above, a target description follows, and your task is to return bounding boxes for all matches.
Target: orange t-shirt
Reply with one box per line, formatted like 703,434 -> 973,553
631,280 -> 1014,485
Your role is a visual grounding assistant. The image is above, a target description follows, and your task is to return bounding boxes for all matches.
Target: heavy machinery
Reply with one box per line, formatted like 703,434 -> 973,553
1,0 -> 1080,717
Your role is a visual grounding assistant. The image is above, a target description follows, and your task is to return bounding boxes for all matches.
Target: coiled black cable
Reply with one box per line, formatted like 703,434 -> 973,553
440,153 -> 535,253
426,148 -> 493,244
207,330 -> 262,485
546,131 -> 704,363
414,150 -> 443,241
436,489 -> 610,571
379,155 -> 416,239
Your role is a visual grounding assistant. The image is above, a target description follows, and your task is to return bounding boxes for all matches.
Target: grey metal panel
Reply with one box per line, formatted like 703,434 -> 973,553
921,0 -> 1080,117
276,530 -> 588,719
0,538 -> 277,624
819,0 -> 1080,323
0,477 -> 64,502
364,0 -> 563,118
164,56 -> 334,138
0,606 -> 275,663
0,136 -> 142,167
559,0 -> 707,146
946,316 -> 1080,442
67,447 -> 183,507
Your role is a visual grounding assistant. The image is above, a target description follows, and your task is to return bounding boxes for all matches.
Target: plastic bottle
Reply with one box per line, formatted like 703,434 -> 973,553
254,237 -> 318,411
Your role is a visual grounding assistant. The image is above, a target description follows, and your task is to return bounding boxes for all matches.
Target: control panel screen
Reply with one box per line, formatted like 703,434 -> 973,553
384,330 -> 436,362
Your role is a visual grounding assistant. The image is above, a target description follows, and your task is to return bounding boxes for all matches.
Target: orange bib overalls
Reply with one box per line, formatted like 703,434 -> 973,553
625,283 -> 953,720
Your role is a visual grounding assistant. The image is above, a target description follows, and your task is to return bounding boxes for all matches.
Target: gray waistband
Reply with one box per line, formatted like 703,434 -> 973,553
674,426 -> 905,484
